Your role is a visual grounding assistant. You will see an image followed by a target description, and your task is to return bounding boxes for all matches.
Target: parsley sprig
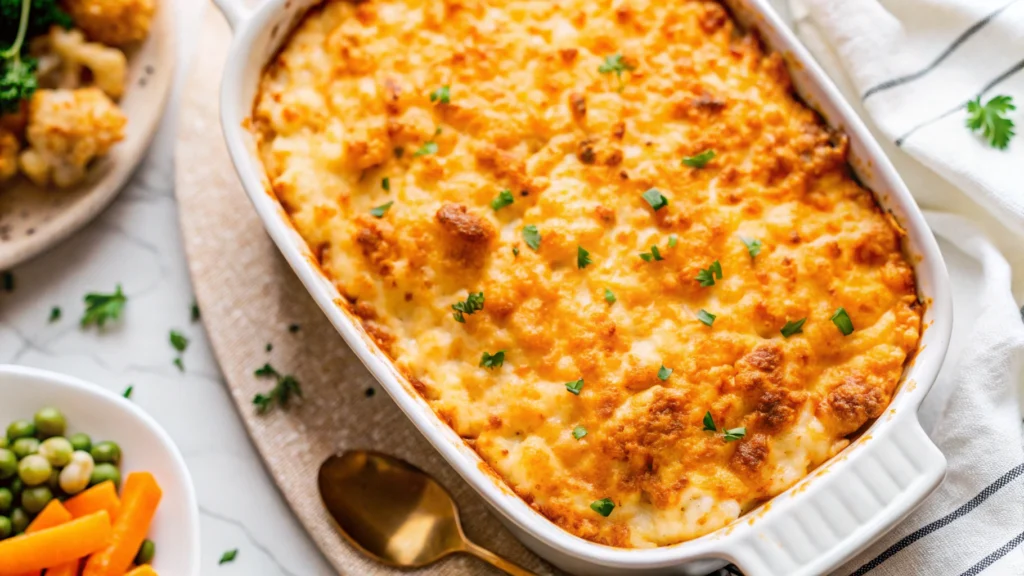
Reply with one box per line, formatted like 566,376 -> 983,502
81,285 -> 127,328
642,188 -> 668,211
966,95 -> 1016,149
741,237 -> 762,258
252,363 -> 302,413
577,246 -> 592,269
491,189 -> 514,211
598,54 -> 635,90
639,246 -> 663,262
429,85 -> 450,104
452,292 -> 484,323
702,411 -> 746,442
480,350 -> 505,369
696,261 -> 723,287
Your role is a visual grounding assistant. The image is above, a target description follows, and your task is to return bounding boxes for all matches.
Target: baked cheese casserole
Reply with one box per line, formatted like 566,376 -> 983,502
253,0 -> 922,548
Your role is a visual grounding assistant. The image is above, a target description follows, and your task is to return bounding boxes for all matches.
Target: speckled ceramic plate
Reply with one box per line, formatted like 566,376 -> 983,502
0,2 -> 175,270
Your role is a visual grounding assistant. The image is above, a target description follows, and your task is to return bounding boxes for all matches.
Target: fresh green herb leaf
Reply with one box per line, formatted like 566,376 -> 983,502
370,201 -> 394,218
451,291 -> 485,323
642,188 -> 668,211
696,260 -> 723,287
80,285 -> 127,328
413,141 -> 438,157
682,150 -> 716,168
639,245 -> 664,262
253,372 -> 302,414
598,53 -> 634,90
255,363 -> 280,378
173,357 -> 184,372
697,309 -> 716,327
831,307 -> 854,336
741,237 -> 763,258
668,235 -> 678,248
480,350 -> 505,369
966,95 -> 1016,149
723,427 -> 746,442
657,365 -> 672,381
603,288 -> 616,304
522,225 -> 541,251
512,246 -> 520,257
577,246 -> 592,269
252,394 -> 272,412
572,425 -> 587,440
219,549 -> 239,564
123,385 -> 133,399
780,318 -> 806,338
565,378 -> 584,395
169,330 -> 189,353
429,85 -> 451,104
590,497 -> 615,517
191,300 -> 200,322
491,189 -> 514,211
48,306 -> 60,323
703,411 -> 716,432
381,177 -> 390,191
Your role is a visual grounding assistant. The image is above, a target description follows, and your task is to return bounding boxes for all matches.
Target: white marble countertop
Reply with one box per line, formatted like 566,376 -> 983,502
0,0 -> 333,573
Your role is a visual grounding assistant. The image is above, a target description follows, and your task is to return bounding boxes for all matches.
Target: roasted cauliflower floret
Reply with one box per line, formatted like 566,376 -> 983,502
18,88 -> 126,188
48,28 -> 127,99
0,130 -> 19,182
63,0 -> 154,46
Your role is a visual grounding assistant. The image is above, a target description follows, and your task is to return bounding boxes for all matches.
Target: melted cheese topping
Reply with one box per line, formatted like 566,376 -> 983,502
253,0 -> 922,548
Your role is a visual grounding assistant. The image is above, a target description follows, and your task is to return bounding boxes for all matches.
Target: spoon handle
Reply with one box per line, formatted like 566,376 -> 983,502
463,540 -> 537,576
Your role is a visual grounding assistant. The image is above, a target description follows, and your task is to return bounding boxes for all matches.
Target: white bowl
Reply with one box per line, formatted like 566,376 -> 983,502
0,365 -> 200,575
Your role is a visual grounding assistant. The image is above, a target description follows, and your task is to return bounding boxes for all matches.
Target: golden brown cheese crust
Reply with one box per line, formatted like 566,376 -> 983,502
253,0 -> 922,548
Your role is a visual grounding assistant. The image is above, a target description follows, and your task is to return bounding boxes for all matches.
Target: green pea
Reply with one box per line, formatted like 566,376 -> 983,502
135,538 -> 156,564
0,515 -> 10,539
47,469 -> 61,494
11,438 -> 39,460
68,432 -> 92,453
90,441 -> 121,465
0,487 -> 11,513
9,507 -> 28,534
9,478 -> 23,499
0,449 -> 16,480
39,437 -> 73,467
33,408 -> 66,439
21,486 -> 53,514
18,455 -> 52,487
6,421 -> 34,442
90,463 -> 121,490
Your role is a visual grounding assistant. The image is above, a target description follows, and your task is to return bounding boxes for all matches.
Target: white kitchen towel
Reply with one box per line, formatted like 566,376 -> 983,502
784,1 -> 1024,575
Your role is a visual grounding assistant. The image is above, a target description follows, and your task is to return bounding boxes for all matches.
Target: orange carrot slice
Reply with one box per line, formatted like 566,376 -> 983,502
40,562 -> 77,576
125,566 -> 159,576
64,481 -> 121,521
25,500 -> 72,534
0,511 -> 111,575
82,472 -> 162,576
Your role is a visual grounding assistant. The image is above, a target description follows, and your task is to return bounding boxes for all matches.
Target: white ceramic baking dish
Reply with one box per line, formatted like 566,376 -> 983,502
211,1 -> 954,574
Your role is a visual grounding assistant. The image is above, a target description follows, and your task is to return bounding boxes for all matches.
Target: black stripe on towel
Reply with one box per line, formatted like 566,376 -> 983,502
850,462 -> 1024,575
862,0 -> 1021,100
959,530 -> 1024,576
895,56 -> 1024,146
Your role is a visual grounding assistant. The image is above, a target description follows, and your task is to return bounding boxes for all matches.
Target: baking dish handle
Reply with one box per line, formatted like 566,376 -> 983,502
714,416 -> 945,576
212,0 -> 254,30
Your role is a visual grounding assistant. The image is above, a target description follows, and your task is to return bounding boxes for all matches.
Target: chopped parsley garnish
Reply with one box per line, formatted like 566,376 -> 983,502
682,150 -> 716,168
480,350 -> 505,369
572,426 -> 587,440
219,549 -> 239,564
382,177 -> 390,191
780,318 -> 806,338
598,53 -> 634,90
370,201 -> 393,218
696,260 -> 723,287
703,411 -> 717,432
490,189 -> 514,211
81,285 -> 127,328
697,309 -> 716,327
741,237 -> 763,258
170,330 -> 189,352
831,307 -> 854,335
512,246 -> 520,257
590,497 -> 615,517
254,363 -> 280,378
603,288 -> 616,304
642,188 -> 668,211
966,94 -> 1016,149
253,365 -> 302,414
639,245 -> 663,262
577,246 -> 593,269
48,306 -> 61,323
668,234 -> 678,248
565,378 -> 584,395
657,365 -> 672,381
451,291 -> 484,323
123,385 -> 133,399
429,85 -> 451,104
723,427 -> 746,442
173,357 -> 184,372
522,225 -> 541,251
413,141 -> 438,157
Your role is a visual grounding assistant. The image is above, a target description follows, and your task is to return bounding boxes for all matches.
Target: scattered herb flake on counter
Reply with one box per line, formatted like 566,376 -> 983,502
723,427 -> 746,442
254,363 -> 280,378
572,426 -> 587,440
639,245 -> 663,262
265,343 -> 273,352
966,94 -> 1016,149
48,306 -> 61,322
413,141 -> 438,157
741,237 -> 763,258
668,234 -> 678,248
219,548 -> 239,564
381,177 -> 390,191
780,318 -> 806,338
288,323 -> 300,333
832,307 -> 855,336
577,246 -> 592,269
451,291 -> 484,323
697,309 -> 716,327
565,378 -> 584,395
480,350 -> 505,369
191,300 -> 200,322
590,497 -> 615,517
370,201 -> 393,218
170,330 -> 189,352
522,225 -> 541,251
123,385 -> 133,399
173,357 -> 184,372
703,411 -> 716,432
253,366 -> 302,414
696,260 -> 722,287
682,150 -> 716,168
365,387 -> 375,398
429,85 -> 450,104
603,288 -> 616,304
80,284 -> 126,328
491,189 -> 514,211
642,188 -> 668,211
657,365 -> 672,381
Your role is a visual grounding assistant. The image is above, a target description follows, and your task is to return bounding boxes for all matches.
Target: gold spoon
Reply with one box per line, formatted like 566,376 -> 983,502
318,450 -> 536,576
